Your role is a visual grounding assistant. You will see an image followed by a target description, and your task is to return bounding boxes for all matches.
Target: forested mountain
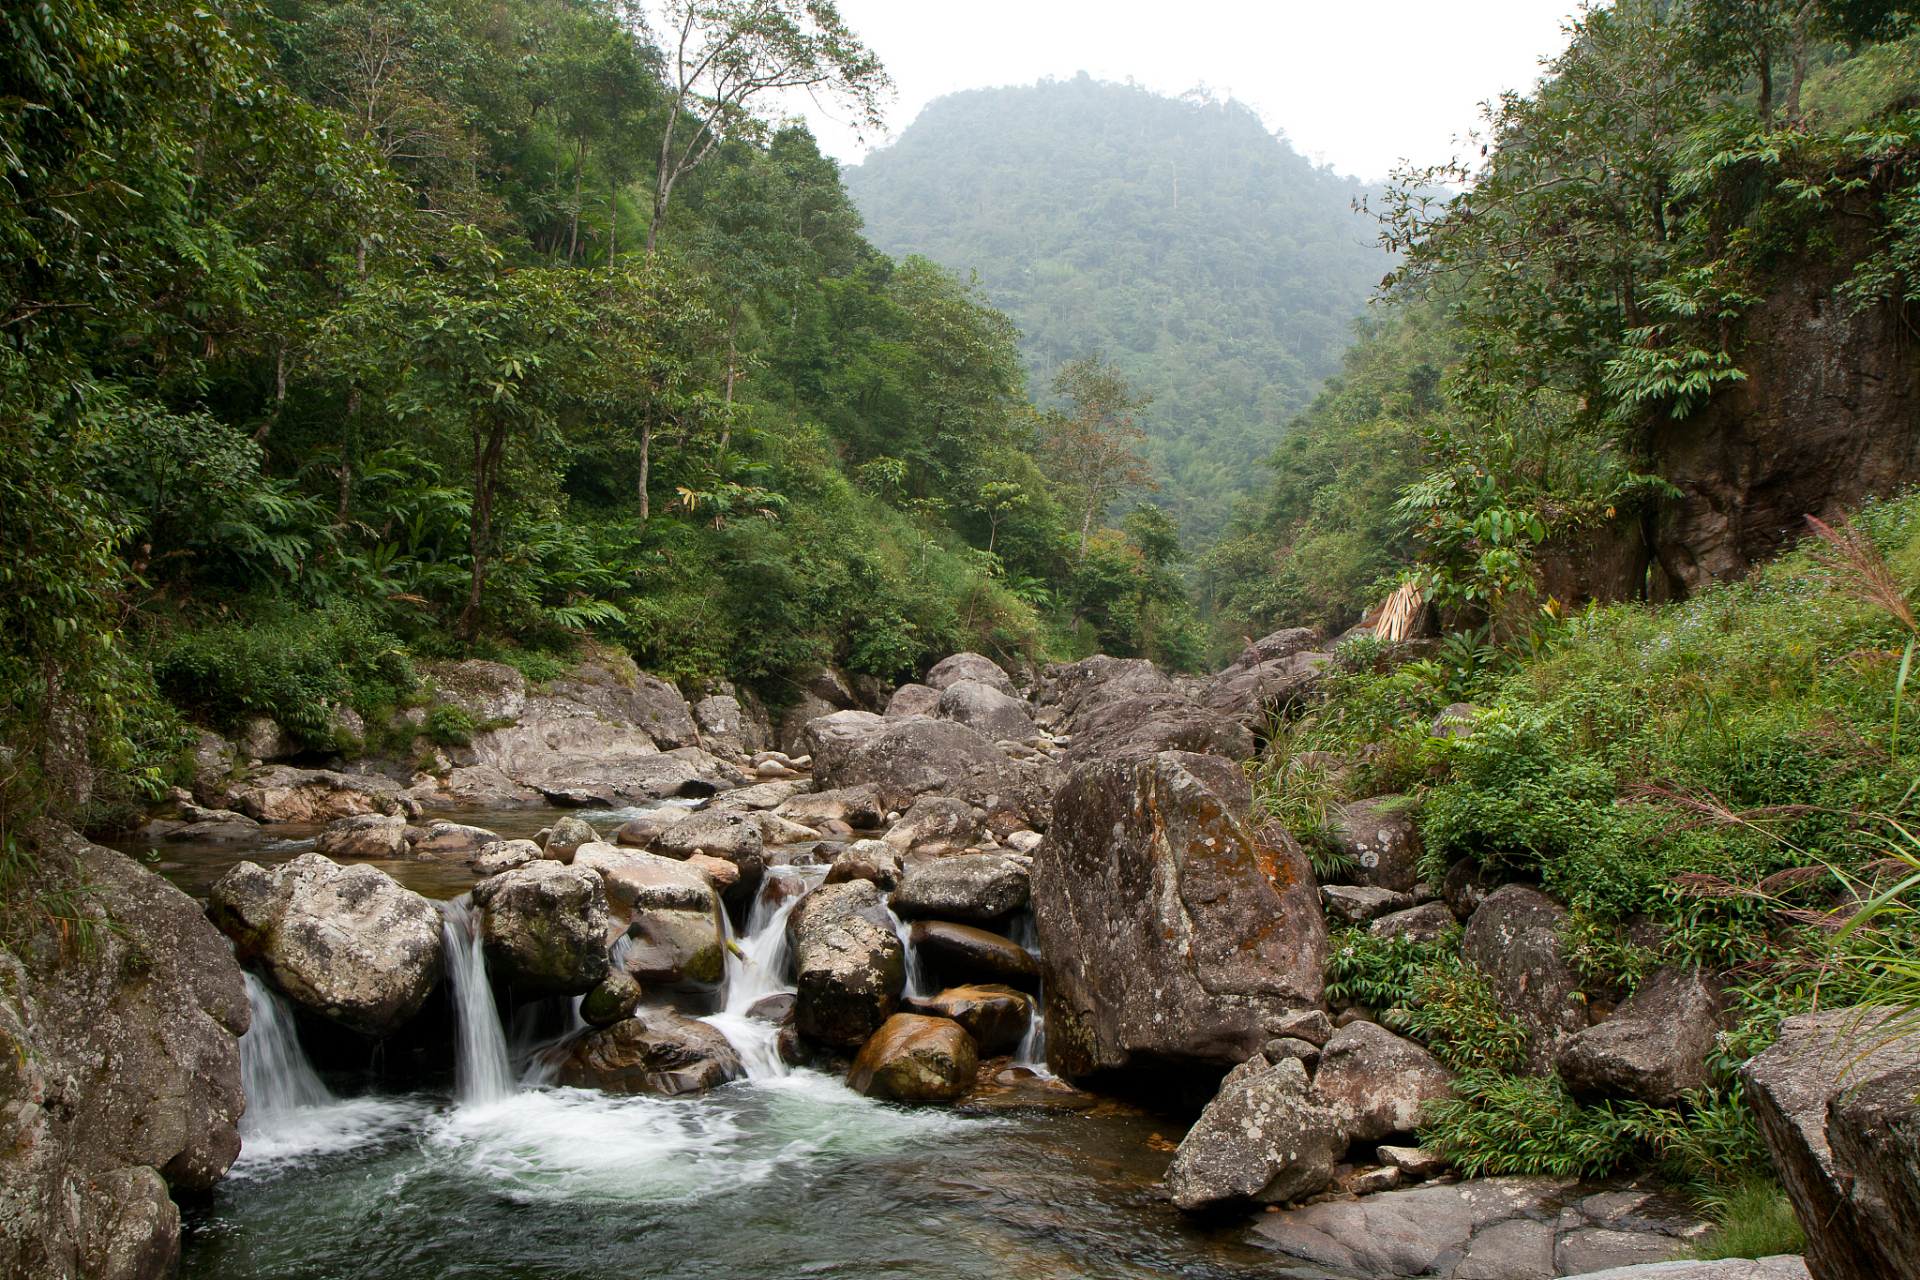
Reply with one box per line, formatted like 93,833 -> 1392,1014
845,76 -> 1389,541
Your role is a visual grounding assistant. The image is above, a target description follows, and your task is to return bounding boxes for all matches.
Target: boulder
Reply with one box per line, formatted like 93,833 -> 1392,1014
775,785 -> 883,829
925,652 -> 1017,697
892,853 -> 1030,921
1163,1056 -> 1345,1212
1034,751 -> 1326,1088
1261,1037 -> 1321,1072
812,718 -> 1056,832
426,659 -> 527,723
314,812 -> 408,860
1331,795 -> 1424,894
580,972 -> 645,1028
1310,1021 -> 1457,1141
1556,968 -> 1724,1107
1253,1175 -> 1576,1275
903,985 -> 1035,1056
542,815 -> 599,862
615,908 -> 725,995
823,839 -> 903,891
556,1007 -> 743,1095
1740,1008 -> 1920,1280
1443,856 -> 1501,920
1461,885 -> 1589,1072
692,694 -> 749,756
778,692 -> 838,755
1226,627 -> 1323,671
750,811 -> 820,846
803,709 -> 890,761
187,729 -> 236,804
937,679 -> 1034,743
412,821 -> 499,857
880,796 -> 985,858
209,853 -> 441,1038
237,715 -> 300,761
1370,901 -> 1459,943
574,846 -> 718,917
708,779 -> 809,812
846,1013 -> 980,1102
472,839 -> 542,877
650,809 -> 765,911
1431,702 -> 1480,739
226,766 -> 403,823
1038,655 -> 1175,731
885,684 -> 943,719
1321,885 -> 1415,924
1201,652 -> 1331,729
910,920 -> 1040,989
1060,692 -> 1255,767
1269,1008 -> 1335,1047
469,861 -> 614,999
0,840 -> 249,1277
612,806 -> 694,848
786,881 -> 907,1045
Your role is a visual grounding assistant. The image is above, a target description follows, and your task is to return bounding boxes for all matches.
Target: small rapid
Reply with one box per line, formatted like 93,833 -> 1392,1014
441,894 -> 514,1105
702,869 -> 811,1078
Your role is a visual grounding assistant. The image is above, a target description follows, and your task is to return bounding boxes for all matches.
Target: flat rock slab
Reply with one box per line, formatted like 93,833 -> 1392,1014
1251,1178 -> 1716,1278
1572,1262 -> 1808,1280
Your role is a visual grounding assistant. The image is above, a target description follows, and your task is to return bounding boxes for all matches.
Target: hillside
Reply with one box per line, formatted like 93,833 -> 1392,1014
845,76 -> 1390,541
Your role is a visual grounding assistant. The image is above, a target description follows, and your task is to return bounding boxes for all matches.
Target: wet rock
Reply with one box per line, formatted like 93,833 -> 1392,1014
1369,901 -> 1458,943
684,853 -> 739,892
470,861 -> 613,999
910,920 -> 1040,989
411,820 -> 500,857
892,853 -> 1030,921
879,795 -> 984,857
903,985 -> 1034,1056
170,820 -> 261,841
1034,750 -> 1326,1088
786,881 -> 907,1046
925,652 -> 1017,697
885,683 -> 943,719
846,1013 -> 979,1102
1331,795 -> 1423,894
1461,885 -> 1588,1072
1059,692 -> 1255,766
315,812 -> 408,860
775,784 -> 883,829
210,853 -> 441,1038
812,718 -> 1056,831
227,766 -> 403,823
823,839 -> 903,891
541,815 -> 600,862
1740,1007 -> 1920,1280
0,839 -> 248,1276
1321,885 -> 1415,924
938,679 -> 1034,743
1556,968 -> 1724,1107
179,803 -> 256,826
580,972 -> 644,1027
557,1007 -> 743,1095
617,907 -> 725,995
472,839 -> 542,877
1310,1021 -> 1456,1141
1165,1056 -> 1345,1212
747,994 -> 796,1024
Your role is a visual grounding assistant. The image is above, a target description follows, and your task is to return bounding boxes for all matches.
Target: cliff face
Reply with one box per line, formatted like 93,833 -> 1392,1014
0,836 -> 248,1279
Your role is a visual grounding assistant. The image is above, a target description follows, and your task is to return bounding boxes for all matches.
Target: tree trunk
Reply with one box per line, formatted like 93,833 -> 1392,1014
460,414 -> 508,640
567,145 -> 584,266
336,389 -> 360,523
254,343 -> 288,443
1757,47 -> 1774,127
637,419 -> 652,521
608,186 -> 617,264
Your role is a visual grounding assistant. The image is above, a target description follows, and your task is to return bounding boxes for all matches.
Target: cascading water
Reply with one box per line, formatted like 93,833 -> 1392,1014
703,871 -> 811,1077
238,971 -> 333,1135
441,895 -> 514,1105
887,906 -> 931,1000
1004,907 -> 1051,1075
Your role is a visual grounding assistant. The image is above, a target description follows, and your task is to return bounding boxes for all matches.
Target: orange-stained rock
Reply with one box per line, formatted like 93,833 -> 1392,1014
846,1014 -> 978,1102
903,985 -> 1033,1056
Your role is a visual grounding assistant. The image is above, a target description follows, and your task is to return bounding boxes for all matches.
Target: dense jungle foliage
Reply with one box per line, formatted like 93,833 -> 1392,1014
0,0 -> 1207,835
845,76 -> 1388,543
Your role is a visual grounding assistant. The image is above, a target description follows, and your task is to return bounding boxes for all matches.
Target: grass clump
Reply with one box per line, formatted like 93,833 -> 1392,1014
1685,1178 -> 1806,1260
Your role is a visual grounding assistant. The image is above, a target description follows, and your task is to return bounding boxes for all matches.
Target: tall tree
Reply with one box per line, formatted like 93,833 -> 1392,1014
1044,354 -> 1155,557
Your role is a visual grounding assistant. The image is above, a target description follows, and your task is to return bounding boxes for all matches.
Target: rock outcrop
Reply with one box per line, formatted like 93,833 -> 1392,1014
209,853 -> 442,1037
1034,750 -> 1326,1090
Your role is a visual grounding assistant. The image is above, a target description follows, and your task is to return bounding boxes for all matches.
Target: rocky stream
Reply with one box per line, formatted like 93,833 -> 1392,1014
25,640 -> 1892,1279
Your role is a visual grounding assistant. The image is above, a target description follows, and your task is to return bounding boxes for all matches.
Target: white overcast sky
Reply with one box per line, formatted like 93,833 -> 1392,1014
783,0 -> 1591,182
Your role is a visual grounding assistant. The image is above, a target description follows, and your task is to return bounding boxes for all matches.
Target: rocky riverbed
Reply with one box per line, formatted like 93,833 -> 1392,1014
22,639 -> 1869,1278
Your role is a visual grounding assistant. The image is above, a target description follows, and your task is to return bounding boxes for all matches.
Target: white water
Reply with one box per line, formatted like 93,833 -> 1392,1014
887,906 -> 932,999
441,895 -> 515,1105
703,870 -> 810,1078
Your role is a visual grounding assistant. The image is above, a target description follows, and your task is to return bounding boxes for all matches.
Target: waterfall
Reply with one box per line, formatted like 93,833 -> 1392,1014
441,895 -> 514,1105
239,971 -> 332,1138
703,872 -> 808,1078
1012,994 -> 1051,1076
887,907 -> 931,1000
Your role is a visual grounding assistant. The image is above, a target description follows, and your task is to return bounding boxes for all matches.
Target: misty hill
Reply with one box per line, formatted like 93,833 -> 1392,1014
845,74 -> 1390,540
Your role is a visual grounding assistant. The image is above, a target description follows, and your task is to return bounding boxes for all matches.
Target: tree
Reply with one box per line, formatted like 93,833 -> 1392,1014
1043,354 -> 1156,556
642,0 -> 889,252
1689,0 -> 1913,124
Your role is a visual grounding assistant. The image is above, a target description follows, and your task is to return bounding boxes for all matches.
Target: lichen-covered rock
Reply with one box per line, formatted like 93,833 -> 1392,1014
0,838 -> 248,1278
1310,1021 -> 1456,1141
472,839 -> 542,877
910,920 -> 1040,989
1037,655 -> 1175,731
411,820 -> 499,857
846,1014 -> 979,1102
902,986 -> 1034,1056
937,678 -> 1034,743
1200,652 -> 1331,730
1034,751 -> 1326,1089
879,796 -> 983,858
612,806 -> 694,848
891,853 -> 1030,921
226,766 -> 403,823
1370,901 -> 1459,943
470,861 -> 613,999
775,785 -> 884,829
210,853 -> 442,1037
786,881 -> 906,1046
1556,968 -> 1724,1107
1330,795 -> 1423,894
823,839 -> 903,891
1059,692 -> 1254,766
1461,884 -> 1588,1072
1163,1056 -> 1345,1212
556,1007 -> 742,1095
1320,884 -> 1415,924
541,815 -> 599,862
314,812 -> 408,860
925,652 -> 1017,697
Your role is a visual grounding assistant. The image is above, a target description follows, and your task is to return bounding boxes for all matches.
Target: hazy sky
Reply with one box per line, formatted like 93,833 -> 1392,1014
784,0 -> 1590,181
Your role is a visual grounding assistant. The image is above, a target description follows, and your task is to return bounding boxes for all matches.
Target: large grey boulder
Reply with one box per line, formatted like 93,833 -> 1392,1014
314,812 -> 408,860
1461,885 -> 1588,1072
1371,902 -> 1458,943
1253,1174 -> 1570,1275
1224,627 -> 1323,671
778,692 -> 838,755
937,679 -> 1034,743
925,652 -> 1017,697
880,796 -> 983,858
1059,692 -> 1254,766
775,784 -> 883,829
1740,1008 -> 1920,1280
891,853 -> 1030,921
803,709 -> 890,760
210,853 -> 442,1038
1037,655 -> 1174,730
470,861 -> 614,999
574,848 -> 727,999
650,808 -> 765,910
786,881 -> 907,1046
0,839 -> 248,1277
556,1007 -> 743,1095
1310,1021 -> 1456,1141
813,718 -> 1057,832
1331,795 -> 1424,894
1201,651 -> 1331,730
1556,968 -> 1724,1107
884,684 -> 943,719
1164,1056 -> 1345,1212
1321,884 -> 1415,924
226,766 -> 403,823
1034,750 -> 1326,1088
541,815 -> 599,862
